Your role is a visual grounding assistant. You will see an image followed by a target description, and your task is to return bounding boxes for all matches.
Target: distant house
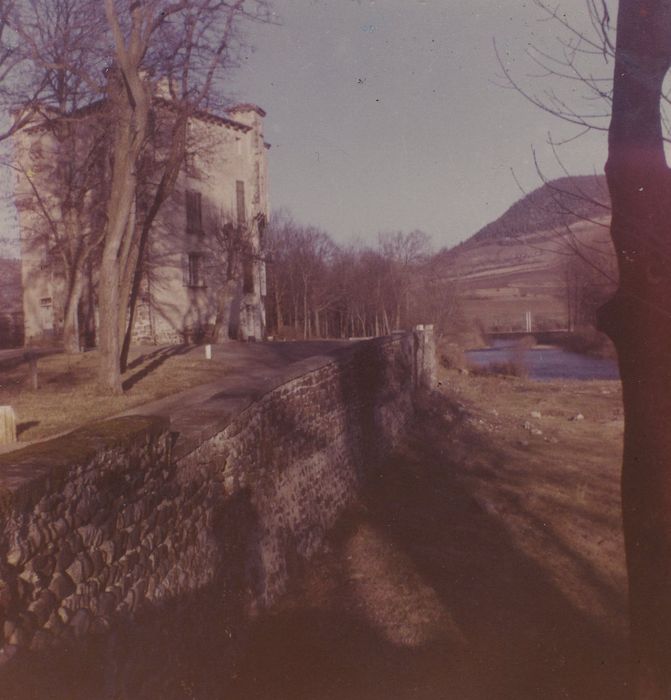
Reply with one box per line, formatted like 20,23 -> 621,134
0,257 -> 23,348
14,98 -> 269,348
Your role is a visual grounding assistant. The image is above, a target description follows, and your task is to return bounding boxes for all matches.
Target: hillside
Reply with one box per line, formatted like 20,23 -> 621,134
438,176 -> 616,335
463,175 -> 610,249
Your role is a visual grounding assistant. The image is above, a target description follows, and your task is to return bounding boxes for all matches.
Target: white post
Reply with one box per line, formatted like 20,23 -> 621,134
0,406 -> 17,445
525,310 -> 532,333
205,344 -> 212,360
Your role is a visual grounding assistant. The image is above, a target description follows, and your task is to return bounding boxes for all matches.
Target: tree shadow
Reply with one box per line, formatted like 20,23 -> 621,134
16,421 -> 39,437
229,386 -> 630,700
121,344 -> 192,391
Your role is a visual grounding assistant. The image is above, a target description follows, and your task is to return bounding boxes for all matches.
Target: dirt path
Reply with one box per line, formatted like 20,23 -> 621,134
227,375 -> 630,700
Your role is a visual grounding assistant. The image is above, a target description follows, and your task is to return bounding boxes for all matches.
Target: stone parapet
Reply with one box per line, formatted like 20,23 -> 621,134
0,331 -> 436,675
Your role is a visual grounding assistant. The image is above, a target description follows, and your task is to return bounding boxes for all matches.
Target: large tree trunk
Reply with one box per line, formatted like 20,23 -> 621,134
98,2 -> 150,394
98,105 -> 144,394
600,2 -> 671,697
120,114 -> 188,372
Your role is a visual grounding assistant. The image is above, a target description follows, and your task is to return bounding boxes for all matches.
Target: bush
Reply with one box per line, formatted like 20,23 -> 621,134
559,327 -> 616,358
468,359 -> 528,378
438,340 -> 467,370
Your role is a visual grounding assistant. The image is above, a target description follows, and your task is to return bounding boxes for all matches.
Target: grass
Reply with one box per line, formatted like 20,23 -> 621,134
0,345 -> 236,443
230,367 -> 629,699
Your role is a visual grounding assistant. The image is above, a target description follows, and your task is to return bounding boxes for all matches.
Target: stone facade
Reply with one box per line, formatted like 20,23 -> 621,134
0,258 -> 23,348
15,100 -> 269,347
0,330 -> 435,678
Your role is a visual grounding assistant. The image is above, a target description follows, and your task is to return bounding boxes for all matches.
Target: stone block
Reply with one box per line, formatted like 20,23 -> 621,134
99,540 -> 116,565
49,573 -> 75,600
65,558 -> 86,585
77,524 -> 103,549
69,609 -> 91,638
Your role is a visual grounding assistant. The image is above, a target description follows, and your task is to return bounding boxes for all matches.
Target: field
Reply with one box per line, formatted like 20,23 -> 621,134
228,368 -> 629,699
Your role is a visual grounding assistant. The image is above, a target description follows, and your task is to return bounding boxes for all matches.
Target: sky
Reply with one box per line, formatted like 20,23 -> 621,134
227,0 -> 611,250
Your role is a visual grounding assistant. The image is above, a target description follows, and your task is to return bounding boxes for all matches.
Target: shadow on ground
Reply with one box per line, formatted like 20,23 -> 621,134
226,392 -> 630,700
122,345 -> 193,391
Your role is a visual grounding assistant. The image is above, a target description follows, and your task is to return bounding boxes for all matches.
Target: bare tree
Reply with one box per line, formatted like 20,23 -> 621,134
4,0 -> 272,391
503,1 -> 671,695
265,215 -> 452,341
101,0 -> 273,392
5,0 -> 111,352
13,109 -> 108,352
601,3 -> 671,696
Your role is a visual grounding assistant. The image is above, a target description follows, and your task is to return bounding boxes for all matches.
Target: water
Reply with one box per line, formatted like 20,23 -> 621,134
466,340 -> 620,381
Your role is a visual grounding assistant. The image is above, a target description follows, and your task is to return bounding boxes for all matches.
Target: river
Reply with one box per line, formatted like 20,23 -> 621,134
466,340 -> 620,381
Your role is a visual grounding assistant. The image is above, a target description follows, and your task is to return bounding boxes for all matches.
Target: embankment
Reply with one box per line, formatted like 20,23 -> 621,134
0,329 -> 435,689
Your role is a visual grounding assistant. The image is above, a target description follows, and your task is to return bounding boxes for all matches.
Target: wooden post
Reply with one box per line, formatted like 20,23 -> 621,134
0,406 -> 16,445
25,351 -> 38,390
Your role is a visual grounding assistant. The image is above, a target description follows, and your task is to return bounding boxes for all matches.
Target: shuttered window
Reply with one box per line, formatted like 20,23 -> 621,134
242,258 -> 254,294
185,253 -> 205,287
185,190 -> 203,235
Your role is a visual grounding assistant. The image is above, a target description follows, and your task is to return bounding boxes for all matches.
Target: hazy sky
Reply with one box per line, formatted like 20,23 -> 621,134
228,0 -> 610,249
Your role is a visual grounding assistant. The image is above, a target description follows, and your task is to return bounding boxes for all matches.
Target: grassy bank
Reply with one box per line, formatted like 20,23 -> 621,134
228,370 -> 628,699
0,346 -> 237,443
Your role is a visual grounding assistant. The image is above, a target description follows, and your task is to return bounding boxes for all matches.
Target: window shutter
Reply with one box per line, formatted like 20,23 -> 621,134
182,253 -> 190,286
186,190 -> 202,235
236,181 -> 246,227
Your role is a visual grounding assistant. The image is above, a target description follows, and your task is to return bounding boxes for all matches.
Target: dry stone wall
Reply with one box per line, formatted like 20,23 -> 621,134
0,330 -> 435,671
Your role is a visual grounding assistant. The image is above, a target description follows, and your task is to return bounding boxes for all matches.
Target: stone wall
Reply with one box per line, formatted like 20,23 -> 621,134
0,330 -> 435,673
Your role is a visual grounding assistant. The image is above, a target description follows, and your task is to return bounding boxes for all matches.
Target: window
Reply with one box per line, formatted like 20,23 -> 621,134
256,213 -> 266,248
186,253 -> 205,287
236,180 -> 246,227
185,190 -> 203,235
39,245 -> 50,270
39,297 -> 53,330
242,258 -> 254,294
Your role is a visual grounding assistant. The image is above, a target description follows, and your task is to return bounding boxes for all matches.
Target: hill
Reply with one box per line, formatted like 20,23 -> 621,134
463,175 -> 610,249
438,176 -> 616,335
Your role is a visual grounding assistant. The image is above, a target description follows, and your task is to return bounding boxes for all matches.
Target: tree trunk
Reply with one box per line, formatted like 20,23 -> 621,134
120,114 -> 187,372
600,2 -> 671,696
98,3 -> 150,394
98,114 -> 141,394
213,278 -> 239,343
62,273 -> 84,354
98,251 -> 124,394
274,288 -> 283,334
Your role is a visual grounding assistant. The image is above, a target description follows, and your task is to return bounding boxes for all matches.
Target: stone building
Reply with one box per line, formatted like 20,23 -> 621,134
15,99 -> 269,347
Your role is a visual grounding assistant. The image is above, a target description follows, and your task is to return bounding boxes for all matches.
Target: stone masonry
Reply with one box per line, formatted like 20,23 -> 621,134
0,329 -> 436,673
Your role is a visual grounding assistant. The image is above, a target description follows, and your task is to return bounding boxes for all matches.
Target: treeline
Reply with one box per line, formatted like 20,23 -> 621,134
264,211 -> 460,340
